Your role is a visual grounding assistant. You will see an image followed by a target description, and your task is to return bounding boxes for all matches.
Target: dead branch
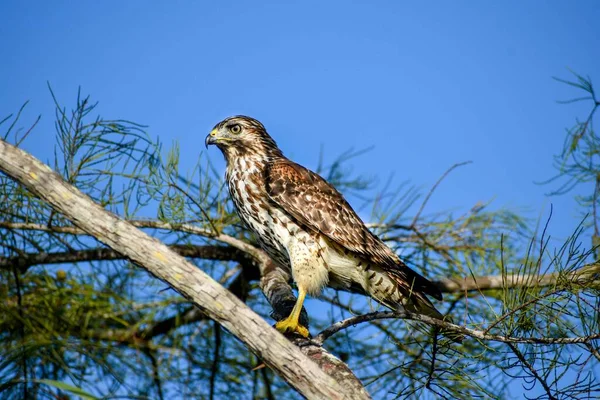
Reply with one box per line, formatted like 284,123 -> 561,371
3,224 -> 597,294
0,244 -> 253,272
0,220 -> 271,266
0,138 -> 369,400
433,261 -> 600,292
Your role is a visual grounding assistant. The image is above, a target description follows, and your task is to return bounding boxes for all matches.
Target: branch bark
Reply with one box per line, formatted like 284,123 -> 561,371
0,138 -> 370,400
0,244 -> 253,272
0,225 -> 600,294
433,262 -> 600,292
3,220 -> 598,294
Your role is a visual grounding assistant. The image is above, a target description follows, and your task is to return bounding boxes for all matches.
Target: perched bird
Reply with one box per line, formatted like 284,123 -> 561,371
206,116 -> 456,340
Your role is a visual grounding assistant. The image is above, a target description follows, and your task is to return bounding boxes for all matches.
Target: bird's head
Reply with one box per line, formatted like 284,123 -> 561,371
205,115 -> 282,159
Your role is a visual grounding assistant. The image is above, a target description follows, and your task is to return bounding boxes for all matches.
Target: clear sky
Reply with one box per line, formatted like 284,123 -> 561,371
2,1 -> 599,239
2,1 -> 599,397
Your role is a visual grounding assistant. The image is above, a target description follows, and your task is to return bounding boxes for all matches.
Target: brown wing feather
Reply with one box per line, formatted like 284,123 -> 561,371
265,159 -> 442,301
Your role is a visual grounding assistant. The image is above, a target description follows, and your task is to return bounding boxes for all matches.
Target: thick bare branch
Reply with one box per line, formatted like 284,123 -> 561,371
432,261 -> 600,292
0,138 -> 368,400
293,337 -> 371,399
3,221 -> 598,294
0,244 -> 253,271
0,220 -> 271,265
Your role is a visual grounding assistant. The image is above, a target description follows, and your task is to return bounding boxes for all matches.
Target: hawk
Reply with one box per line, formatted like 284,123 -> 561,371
206,116 -> 455,340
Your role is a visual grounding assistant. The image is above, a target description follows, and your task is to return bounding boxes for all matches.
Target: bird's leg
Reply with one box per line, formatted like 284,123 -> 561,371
275,286 -> 309,337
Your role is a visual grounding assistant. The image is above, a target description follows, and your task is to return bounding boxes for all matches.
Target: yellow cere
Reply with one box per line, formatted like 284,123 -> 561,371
29,172 -> 38,180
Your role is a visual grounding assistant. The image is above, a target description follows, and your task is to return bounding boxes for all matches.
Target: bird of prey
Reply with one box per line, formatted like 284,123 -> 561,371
206,116 -> 453,339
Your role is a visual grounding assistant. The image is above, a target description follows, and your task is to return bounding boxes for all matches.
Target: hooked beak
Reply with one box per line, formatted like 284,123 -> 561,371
205,129 -> 218,148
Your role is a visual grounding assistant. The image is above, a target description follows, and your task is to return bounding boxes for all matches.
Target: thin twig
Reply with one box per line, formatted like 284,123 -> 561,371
411,161 -> 472,227
507,343 -> 557,400
314,310 -> 600,346
260,366 -> 275,400
145,349 -> 165,400
209,322 -> 221,400
168,181 -> 220,236
425,333 -> 439,390
12,267 -> 28,400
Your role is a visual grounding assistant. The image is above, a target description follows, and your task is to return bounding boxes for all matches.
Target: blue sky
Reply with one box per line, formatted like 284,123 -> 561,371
2,1 -> 598,240
2,1 -> 599,397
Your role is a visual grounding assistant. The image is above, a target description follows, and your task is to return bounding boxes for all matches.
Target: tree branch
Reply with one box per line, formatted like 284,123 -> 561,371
0,220 -> 275,271
411,161 -> 472,227
314,310 -> 600,345
507,342 -> 557,400
293,337 -> 371,399
3,221 -> 598,294
0,138 -> 368,400
0,244 -> 254,272
91,267 -> 255,344
432,260 -> 600,292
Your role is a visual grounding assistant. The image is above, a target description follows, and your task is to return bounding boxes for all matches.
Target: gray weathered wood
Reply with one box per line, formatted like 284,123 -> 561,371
0,138 -> 371,400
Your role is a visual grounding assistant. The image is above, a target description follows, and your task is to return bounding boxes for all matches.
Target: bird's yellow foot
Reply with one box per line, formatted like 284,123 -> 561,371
275,317 -> 310,337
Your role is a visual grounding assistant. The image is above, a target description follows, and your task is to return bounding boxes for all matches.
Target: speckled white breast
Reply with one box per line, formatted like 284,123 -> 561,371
226,156 -> 331,294
226,157 -> 295,269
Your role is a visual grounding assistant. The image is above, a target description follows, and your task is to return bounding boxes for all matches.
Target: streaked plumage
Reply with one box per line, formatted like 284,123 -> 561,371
206,116 -> 455,339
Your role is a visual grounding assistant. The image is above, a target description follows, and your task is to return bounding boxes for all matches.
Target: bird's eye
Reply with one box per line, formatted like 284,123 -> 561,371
229,124 -> 242,134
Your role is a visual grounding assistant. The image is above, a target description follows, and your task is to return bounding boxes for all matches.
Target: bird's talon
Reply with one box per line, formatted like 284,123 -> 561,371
275,319 -> 310,338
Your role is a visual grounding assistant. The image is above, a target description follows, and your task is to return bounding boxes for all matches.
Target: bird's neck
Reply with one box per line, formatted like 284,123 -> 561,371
222,142 -> 284,167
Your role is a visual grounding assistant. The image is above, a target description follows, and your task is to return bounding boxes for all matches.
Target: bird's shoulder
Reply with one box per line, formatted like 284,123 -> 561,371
265,158 -> 385,254
266,159 -> 336,197
265,158 -> 443,301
